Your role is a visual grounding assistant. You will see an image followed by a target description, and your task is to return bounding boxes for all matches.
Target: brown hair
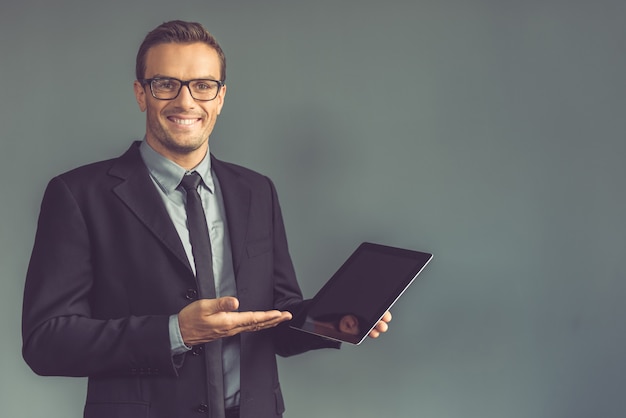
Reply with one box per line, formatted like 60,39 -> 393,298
136,20 -> 226,81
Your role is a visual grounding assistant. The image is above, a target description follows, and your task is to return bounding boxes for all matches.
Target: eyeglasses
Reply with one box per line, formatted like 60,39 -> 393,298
140,77 -> 224,101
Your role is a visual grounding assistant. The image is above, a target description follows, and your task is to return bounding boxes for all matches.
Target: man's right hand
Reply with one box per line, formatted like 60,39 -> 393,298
178,297 -> 292,346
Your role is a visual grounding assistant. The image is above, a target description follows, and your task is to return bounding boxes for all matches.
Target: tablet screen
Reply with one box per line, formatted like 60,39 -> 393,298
291,242 -> 433,345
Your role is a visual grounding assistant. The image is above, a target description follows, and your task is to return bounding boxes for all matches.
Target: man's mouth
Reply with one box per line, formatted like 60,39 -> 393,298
168,117 -> 201,125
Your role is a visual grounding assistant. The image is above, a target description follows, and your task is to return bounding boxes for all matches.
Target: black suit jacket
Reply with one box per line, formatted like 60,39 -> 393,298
22,142 -> 337,418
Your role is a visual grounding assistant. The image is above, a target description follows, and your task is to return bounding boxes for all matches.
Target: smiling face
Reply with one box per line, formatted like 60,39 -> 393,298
133,42 -> 226,169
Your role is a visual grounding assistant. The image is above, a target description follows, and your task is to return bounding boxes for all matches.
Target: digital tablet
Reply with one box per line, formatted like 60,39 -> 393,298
290,242 -> 433,345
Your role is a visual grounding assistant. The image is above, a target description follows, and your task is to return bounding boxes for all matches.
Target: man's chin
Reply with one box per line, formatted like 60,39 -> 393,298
158,136 -> 208,155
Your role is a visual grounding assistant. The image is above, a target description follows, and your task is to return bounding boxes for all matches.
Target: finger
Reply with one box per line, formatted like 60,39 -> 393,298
375,320 -> 389,333
367,318 -> 390,339
214,296 -> 239,312
234,310 -> 292,333
197,296 -> 239,315
240,318 -> 283,333
381,311 -> 392,323
368,329 -> 381,339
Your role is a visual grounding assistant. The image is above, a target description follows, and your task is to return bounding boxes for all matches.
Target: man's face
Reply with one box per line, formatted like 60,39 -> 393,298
133,42 -> 226,164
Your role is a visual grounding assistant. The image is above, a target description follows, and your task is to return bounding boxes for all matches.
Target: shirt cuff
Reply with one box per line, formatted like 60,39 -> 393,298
169,314 -> 192,356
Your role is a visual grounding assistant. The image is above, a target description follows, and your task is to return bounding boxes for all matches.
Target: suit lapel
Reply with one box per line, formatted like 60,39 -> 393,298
108,142 -> 193,275
211,156 -> 251,275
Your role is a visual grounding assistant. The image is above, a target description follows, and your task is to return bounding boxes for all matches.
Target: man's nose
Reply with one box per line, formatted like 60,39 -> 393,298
173,84 -> 197,106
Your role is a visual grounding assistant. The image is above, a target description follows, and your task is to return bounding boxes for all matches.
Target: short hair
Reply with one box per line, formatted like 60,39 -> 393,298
136,20 -> 226,82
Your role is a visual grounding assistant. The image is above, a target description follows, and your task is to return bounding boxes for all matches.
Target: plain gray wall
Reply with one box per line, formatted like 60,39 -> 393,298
2,0 -> 625,417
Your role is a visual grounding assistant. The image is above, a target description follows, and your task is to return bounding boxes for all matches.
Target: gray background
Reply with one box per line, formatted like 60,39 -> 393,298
2,0 -> 625,417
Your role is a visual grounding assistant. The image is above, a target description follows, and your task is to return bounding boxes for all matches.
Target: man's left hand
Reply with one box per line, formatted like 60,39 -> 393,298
368,311 -> 392,339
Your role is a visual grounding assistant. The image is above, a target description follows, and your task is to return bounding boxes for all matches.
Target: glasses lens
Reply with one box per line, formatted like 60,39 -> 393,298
189,80 -> 220,101
151,79 -> 181,99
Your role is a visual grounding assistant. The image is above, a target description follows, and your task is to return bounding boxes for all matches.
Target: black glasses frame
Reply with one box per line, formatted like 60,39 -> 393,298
140,77 -> 224,101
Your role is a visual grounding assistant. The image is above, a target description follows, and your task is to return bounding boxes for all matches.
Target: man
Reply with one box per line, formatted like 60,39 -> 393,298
22,20 -> 390,418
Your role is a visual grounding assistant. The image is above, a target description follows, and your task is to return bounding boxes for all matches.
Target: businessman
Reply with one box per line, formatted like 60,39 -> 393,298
22,20 -> 391,418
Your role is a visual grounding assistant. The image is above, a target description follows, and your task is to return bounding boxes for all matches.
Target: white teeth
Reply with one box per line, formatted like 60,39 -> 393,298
172,118 -> 197,125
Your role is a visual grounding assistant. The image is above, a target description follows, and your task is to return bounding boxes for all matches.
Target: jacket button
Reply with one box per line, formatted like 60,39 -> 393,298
185,289 -> 198,300
191,345 -> 204,356
196,403 -> 208,413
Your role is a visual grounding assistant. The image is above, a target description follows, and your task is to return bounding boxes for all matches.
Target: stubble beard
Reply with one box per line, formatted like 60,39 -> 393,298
148,116 -> 209,157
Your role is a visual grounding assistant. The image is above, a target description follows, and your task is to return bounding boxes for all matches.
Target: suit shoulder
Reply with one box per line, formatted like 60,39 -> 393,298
53,142 -> 142,189
49,158 -> 118,192
59,157 -> 117,179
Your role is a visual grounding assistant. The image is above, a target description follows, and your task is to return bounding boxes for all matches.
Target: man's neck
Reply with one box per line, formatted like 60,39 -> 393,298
145,137 -> 208,170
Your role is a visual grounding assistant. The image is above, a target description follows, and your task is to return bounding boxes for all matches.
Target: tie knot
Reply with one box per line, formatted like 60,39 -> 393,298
180,172 -> 202,191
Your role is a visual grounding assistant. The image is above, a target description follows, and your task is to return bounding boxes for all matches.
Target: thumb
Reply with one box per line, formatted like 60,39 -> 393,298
210,296 -> 239,313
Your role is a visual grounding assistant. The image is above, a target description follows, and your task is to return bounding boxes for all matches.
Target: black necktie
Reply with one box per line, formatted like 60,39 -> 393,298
180,172 -> 225,418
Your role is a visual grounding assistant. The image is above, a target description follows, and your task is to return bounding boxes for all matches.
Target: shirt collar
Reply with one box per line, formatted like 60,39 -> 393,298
139,139 -> 214,195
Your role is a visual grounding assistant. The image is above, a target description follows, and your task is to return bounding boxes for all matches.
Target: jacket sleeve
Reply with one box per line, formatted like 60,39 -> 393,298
22,176 -> 177,378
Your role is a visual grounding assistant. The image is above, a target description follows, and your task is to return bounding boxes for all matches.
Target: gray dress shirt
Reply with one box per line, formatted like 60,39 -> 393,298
139,140 -> 240,408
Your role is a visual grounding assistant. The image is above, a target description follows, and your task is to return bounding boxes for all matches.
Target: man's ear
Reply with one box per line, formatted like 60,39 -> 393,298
133,80 -> 147,112
216,84 -> 227,116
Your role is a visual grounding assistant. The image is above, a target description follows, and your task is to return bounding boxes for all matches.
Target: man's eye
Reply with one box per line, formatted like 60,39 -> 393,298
195,82 -> 214,90
154,80 -> 177,90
